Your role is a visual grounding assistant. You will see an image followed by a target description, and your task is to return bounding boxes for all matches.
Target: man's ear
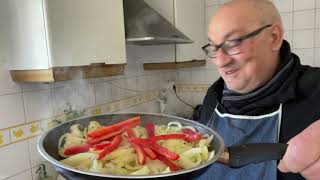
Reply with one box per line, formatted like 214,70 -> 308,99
269,23 -> 284,51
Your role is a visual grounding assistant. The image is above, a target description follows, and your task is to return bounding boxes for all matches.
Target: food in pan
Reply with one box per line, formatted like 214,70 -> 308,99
58,116 -> 215,175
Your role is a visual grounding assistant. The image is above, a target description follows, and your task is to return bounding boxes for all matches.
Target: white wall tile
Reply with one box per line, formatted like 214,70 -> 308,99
166,91 -> 194,117
206,69 -> 220,84
0,141 -> 31,179
193,92 -> 206,106
95,82 -> 113,105
110,78 -> 138,100
125,78 -> 139,97
117,100 -> 159,114
52,83 -> 95,116
53,79 -> 96,89
110,79 -> 126,101
293,29 -> 315,48
315,48 -> 320,66
316,9 -> 320,28
273,0 -> 294,12
177,70 -> 192,84
206,0 -> 219,6
6,170 -> 32,180
281,12 -> 293,30
293,48 -> 315,65
294,0 -> 315,10
191,70 -> 206,84
0,63 -> 21,96
21,83 -> 51,92
284,31 -> 293,45
316,29 -> 320,47
147,75 -> 160,90
135,76 -> 149,92
293,10 -> 315,29
23,90 -> 53,122
317,0 -> 320,8
28,136 -> 45,167
0,94 -> 25,129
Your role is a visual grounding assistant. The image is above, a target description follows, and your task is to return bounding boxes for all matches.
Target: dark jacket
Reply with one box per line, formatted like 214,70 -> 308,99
197,41 -> 320,180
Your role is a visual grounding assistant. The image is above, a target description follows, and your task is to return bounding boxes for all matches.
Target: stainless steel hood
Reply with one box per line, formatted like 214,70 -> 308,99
123,0 -> 193,45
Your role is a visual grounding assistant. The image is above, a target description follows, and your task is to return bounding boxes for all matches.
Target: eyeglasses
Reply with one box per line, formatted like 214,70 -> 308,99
202,24 -> 272,58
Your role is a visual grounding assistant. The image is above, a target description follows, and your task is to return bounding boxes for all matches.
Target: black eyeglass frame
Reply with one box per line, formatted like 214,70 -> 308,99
202,24 -> 272,58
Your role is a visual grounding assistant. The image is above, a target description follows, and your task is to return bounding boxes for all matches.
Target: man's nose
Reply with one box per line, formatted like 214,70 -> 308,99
213,49 -> 233,68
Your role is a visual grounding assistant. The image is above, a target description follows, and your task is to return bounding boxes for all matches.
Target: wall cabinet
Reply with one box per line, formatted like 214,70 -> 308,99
5,0 -> 126,82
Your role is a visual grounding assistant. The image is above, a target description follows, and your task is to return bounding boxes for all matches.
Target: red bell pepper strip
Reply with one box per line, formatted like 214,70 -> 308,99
132,143 -> 146,165
157,153 -> 180,172
149,141 -> 179,160
126,128 -> 146,165
87,123 -> 138,145
131,138 -> 180,161
87,116 -> 141,138
64,144 -> 91,156
142,147 -> 157,160
182,128 -> 202,142
126,128 -> 136,139
97,135 -> 122,160
93,142 -> 111,150
146,122 -> 155,137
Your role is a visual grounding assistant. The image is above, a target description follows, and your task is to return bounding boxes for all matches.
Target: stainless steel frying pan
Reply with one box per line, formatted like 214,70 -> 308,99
37,113 -> 287,180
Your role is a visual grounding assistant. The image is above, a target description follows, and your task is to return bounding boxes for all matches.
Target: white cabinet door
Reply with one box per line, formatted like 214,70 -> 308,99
8,0 -> 50,70
175,0 -> 206,62
44,0 -> 126,67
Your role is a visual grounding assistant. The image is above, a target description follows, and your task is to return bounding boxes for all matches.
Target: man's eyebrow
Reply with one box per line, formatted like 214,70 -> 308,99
208,29 -> 239,45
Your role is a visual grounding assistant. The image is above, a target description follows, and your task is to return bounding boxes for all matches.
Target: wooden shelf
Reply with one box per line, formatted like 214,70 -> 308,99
10,64 -> 125,83
143,60 -> 206,70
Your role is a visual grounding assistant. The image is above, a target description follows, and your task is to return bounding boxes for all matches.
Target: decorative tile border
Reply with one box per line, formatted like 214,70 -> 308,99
0,90 -> 159,148
0,128 -> 10,147
175,84 -> 209,92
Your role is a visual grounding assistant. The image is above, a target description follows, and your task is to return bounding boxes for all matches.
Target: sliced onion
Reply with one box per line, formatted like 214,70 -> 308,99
167,121 -> 182,130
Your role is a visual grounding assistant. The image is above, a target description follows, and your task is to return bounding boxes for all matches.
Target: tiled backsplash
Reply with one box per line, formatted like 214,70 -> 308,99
0,0 -> 319,179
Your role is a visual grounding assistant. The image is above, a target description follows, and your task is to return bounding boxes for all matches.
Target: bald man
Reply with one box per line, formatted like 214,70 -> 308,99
198,0 -> 320,180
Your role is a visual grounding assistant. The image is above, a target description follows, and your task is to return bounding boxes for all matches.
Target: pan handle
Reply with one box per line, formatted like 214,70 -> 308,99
224,143 -> 288,168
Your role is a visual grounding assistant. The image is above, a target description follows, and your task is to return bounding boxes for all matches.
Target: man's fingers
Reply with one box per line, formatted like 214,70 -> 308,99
301,158 -> 320,180
277,160 -> 289,173
277,120 -> 320,173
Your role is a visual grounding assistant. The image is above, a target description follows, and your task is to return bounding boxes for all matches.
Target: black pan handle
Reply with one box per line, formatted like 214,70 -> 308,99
227,143 -> 288,168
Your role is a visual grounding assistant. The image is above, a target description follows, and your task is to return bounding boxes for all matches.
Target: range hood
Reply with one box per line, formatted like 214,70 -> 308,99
123,0 -> 193,45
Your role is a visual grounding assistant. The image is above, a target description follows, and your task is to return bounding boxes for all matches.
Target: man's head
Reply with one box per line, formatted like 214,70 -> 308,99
206,0 -> 284,93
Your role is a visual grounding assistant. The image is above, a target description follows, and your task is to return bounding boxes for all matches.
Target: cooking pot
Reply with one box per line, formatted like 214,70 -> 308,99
37,113 -> 287,180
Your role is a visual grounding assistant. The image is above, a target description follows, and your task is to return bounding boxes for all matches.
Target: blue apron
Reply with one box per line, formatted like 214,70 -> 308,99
194,104 -> 282,180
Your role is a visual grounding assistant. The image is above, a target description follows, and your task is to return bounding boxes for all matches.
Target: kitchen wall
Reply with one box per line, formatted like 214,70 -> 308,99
0,0 -> 319,179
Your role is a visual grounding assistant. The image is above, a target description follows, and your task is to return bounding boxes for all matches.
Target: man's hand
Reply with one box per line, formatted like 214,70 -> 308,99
278,120 -> 320,180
